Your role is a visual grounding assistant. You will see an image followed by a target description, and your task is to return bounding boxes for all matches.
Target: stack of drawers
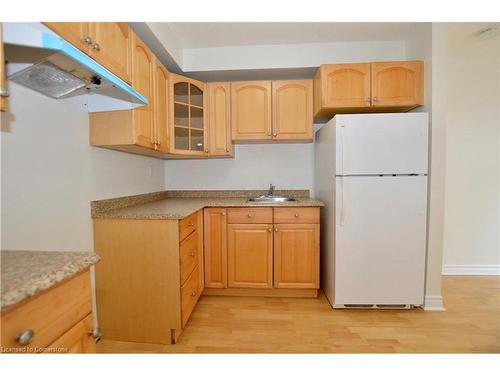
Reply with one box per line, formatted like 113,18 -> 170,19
178,211 -> 202,327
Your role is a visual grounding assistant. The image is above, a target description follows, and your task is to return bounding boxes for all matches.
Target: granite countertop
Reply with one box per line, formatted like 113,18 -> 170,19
92,195 -> 324,220
1,250 -> 100,313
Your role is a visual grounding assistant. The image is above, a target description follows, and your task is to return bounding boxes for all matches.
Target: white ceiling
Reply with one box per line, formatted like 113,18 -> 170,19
166,22 -> 429,49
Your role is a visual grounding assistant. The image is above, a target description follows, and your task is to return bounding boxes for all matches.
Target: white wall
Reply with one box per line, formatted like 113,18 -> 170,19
440,24 -> 500,272
405,24 -> 447,306
1,84 -> 165,251
164,143 -> 315,191
182,41 -> 406,72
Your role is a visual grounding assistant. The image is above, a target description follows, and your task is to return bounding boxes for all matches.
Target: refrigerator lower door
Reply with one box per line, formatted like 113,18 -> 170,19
334,175 -> 427,306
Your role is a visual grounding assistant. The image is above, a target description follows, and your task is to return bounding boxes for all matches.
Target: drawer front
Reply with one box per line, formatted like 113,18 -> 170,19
180,230 -> 199,286
179,212 -> 198,242
273,207 -> 320,224
1,270 -> 92,350
181,265 -> 200,327
227,208 -> 273,224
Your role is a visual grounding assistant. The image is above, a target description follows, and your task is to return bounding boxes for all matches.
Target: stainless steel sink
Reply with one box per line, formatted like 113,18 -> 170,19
248,184 -> 296,203
248,196 -> 296,203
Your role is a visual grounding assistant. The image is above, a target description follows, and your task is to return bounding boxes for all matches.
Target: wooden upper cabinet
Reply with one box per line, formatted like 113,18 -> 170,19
131,33 -> 155,149
313,61 -> 424,122
272,80 -> 313,141
43,22 -> 90,52
371,61 -> 423,107
208,82 -> 233,157
1,23 -> 7,112
153,58 -> 169,153
170,74 -> 207,156
274,224 -> 319,289
204,208 -> 228,288
227,224 -> 273,288
231,81 -> 272,141
44,23 -> 132,83
88,23 -> 132,84
321,64 -> 371,109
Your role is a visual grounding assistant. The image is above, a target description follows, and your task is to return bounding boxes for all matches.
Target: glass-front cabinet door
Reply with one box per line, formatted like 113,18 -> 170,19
170,74 -> 207,156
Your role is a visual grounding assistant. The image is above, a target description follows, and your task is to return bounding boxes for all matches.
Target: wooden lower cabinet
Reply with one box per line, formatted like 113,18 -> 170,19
1,270 -> 96,354
204,208 -> 228,288
274,224 -> 320,289
204,207 -> 320,296
93,210 -> 204,345
46,314 -> 96,354
227,224 -> 273,288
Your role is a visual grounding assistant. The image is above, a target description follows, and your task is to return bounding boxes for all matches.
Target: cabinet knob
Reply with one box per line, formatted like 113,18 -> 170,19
15,330 -> 34,346
188,223 -> 195,227
247,213 -> 252,218
373,97 -> 378,101
221,212 -> 226,216
294,213 -> 299,218
189,251 -> 195,257
83,36 -> 93,45
226,148 -> 230,152
268,228 -> 272,233
365,97 -> 371,102
92,43 -> 101,51
275,227 -> 278,232
0,87 -> 10,98
273,133 -> 277,137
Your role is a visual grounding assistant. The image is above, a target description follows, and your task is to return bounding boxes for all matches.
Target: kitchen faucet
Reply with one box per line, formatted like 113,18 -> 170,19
267,184 -> 275,196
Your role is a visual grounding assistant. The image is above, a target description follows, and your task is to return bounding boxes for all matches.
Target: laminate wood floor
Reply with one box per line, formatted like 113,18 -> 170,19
97,276 -> 500,353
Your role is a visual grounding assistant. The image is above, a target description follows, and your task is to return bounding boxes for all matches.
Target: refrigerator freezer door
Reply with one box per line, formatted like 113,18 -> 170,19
334,175 -> 427,306
335,113 -> 428,175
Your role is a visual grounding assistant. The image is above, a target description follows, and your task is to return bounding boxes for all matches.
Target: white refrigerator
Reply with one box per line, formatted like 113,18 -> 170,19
314,113 -> 429,308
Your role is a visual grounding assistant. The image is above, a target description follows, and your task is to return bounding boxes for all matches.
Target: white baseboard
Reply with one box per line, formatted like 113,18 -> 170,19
442,264 -> 500,275
423,295 -> 446,311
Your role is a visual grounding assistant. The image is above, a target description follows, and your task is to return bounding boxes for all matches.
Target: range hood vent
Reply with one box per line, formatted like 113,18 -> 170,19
3,23 -> 148,112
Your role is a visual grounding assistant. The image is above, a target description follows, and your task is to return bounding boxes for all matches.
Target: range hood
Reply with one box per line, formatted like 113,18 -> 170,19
2,23 -> 148,112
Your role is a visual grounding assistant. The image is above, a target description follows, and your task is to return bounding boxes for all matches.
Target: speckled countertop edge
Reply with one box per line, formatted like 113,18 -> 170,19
1,250 -> 100,313
91,190 -> 324,220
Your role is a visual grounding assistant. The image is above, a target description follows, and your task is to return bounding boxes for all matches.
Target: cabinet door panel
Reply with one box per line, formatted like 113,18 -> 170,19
89,23 -> 132,83
132,34 -> 155,149
272,80 -> 313,141
208,82 -> 233,156
371,61 -> 423,107
231,81 -> 272,141
44,22 -> 89,52
204,208 -> 227,288
322,63 -> 371,108
45,314 -> 96,354
228,224 -> 273,288
170,73 -> 207,156
154,59 -> 169,153
274,224 -> 319,289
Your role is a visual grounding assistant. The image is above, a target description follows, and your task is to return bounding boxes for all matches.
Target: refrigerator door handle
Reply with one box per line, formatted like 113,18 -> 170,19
340,177 -> 346,226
